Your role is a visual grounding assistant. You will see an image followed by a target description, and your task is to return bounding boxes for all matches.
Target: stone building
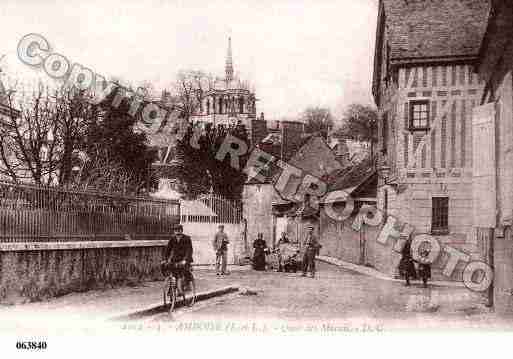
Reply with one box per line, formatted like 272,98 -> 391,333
318,158 -> 381,271
189,37 -> 258,130
372,0 -> 490,280
242,121 -> 308,247
475,0 -> 513,314
243,133 -> 345,248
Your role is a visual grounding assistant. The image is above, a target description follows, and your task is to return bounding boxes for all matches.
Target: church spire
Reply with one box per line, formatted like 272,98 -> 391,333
225,37 -> 234,82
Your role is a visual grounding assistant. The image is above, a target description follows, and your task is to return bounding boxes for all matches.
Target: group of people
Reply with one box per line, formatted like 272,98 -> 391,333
398,236 -> 432,288
162,224 -> 430,288
252,225 -> 322,278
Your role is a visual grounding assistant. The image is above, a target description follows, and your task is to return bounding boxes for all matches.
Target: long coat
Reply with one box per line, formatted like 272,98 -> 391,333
164,234 -> 193,263
252,238 -> 267,271
398,240 -> 416,279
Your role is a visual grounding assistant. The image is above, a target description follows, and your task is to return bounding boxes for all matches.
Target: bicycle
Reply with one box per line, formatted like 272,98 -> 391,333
162,261 -> 196,313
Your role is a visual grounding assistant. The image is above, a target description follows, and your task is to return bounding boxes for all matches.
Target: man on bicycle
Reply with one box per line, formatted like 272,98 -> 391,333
163,224 -> 193,293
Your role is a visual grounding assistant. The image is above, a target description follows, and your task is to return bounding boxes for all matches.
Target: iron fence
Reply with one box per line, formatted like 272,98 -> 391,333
181,193 -> 242,224
0,181 -> 180,242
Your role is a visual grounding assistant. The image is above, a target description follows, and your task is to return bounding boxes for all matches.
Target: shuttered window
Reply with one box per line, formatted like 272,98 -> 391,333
432,197 -> 449,234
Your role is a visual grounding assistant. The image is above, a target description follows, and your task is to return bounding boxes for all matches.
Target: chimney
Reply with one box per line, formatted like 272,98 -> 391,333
334,138 -> 350,166
250,118 -> 268,149
281,121 -> 305,161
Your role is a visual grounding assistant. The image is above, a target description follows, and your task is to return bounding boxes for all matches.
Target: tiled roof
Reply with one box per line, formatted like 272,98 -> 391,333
245,134 -> 313,185
383,0 -> 490,61
328,156 -> 375,192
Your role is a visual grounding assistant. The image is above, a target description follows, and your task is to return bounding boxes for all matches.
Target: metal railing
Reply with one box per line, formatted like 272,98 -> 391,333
0,181 -> 180,242
181,193 -> 242,224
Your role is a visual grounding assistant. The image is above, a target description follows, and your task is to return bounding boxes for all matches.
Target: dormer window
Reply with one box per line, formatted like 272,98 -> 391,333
409,100 -> 430,131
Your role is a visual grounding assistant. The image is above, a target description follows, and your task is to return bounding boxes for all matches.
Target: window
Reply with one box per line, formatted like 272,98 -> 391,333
219,97 -> 223,114
239,97 -> 244,113
381,112 -> 388,154
432,197 -> 449,234
409,100 -> 430,130
384,189 -> 388,217
384,43 -> 390,87
206,99 -> 210,115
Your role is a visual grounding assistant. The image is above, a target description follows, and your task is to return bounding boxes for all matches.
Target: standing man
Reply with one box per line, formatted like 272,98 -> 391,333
213,225 -> 229,275
301,225 -> 321,278
275,232 -> 290,272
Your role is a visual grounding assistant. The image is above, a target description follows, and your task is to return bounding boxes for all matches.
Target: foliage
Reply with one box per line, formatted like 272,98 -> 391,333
336,103 -> 378,143
174,122 -> 249,200
80,86 -> 158,194
301,106 -> 334,139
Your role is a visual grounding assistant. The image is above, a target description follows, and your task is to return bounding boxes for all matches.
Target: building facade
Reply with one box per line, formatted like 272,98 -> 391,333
189,37 -> 257,128
243,133 -> 345,249
476,0 -> 513,314
373,0 -> 491,280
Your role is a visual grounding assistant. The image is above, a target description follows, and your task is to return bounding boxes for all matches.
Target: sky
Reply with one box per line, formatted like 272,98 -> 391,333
0,0 -> 378,122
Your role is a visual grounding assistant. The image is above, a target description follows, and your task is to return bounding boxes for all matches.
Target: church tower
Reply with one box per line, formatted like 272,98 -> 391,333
225,37 -> 234,82
190,36 -> 257,127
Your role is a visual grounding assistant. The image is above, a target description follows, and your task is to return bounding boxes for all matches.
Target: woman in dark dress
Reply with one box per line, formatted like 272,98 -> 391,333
252,233 -> 268,271
417,249 -> 432,288
398,237 -> 417,286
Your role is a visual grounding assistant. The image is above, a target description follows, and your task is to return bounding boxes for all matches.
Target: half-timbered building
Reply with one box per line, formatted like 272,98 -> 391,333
372,0 -> 491,279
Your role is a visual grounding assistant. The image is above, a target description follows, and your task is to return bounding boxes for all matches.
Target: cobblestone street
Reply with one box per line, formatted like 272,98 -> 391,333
2,262 -> 513,334
148,262 -> 513,331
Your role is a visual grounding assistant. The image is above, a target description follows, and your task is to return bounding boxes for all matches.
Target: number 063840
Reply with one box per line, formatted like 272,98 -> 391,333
16,341 -> 47,350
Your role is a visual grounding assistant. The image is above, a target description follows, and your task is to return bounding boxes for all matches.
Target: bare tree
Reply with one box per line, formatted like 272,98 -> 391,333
172,70 -> 214,120
52,86 -> 99,185
75,150 -> 144,194
0,82 -> 61,185
301,106 -> 335,138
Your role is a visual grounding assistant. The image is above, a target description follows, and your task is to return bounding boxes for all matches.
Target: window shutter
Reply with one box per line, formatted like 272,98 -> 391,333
472,103 -> 496,227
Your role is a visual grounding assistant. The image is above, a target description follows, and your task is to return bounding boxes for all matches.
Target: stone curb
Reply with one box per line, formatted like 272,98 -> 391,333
110,285 -> 239,321
317,256 -> 466,288
0,240 -> 169,251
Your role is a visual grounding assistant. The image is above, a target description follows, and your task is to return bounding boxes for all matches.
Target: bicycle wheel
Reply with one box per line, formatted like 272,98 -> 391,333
163,277 -> 169,305
183,278 -> 196,307
163,277 -> 177,313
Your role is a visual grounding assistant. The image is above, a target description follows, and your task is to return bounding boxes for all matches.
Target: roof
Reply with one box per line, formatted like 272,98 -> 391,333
288,135 -> 343,179
477,0 -> 513,81
327,156 -> 376,193
385,0 -> 490,61
0,100 -> 21,118
373,0 -> 490,101
245,134 -> 313,185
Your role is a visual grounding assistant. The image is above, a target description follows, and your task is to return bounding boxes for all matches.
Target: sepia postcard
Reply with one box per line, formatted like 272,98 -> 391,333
0,0 -> 512,357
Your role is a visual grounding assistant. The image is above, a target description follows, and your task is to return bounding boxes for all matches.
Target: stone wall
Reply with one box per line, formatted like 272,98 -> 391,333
0,230 -> 245,305
0,241 -> 166,305
477,4 -> 513,315
494,230 -> 513,315
182,222 -> 244,264
377,182 -> 486,281
242,184 -> 279,246
319,206 -> 395,276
